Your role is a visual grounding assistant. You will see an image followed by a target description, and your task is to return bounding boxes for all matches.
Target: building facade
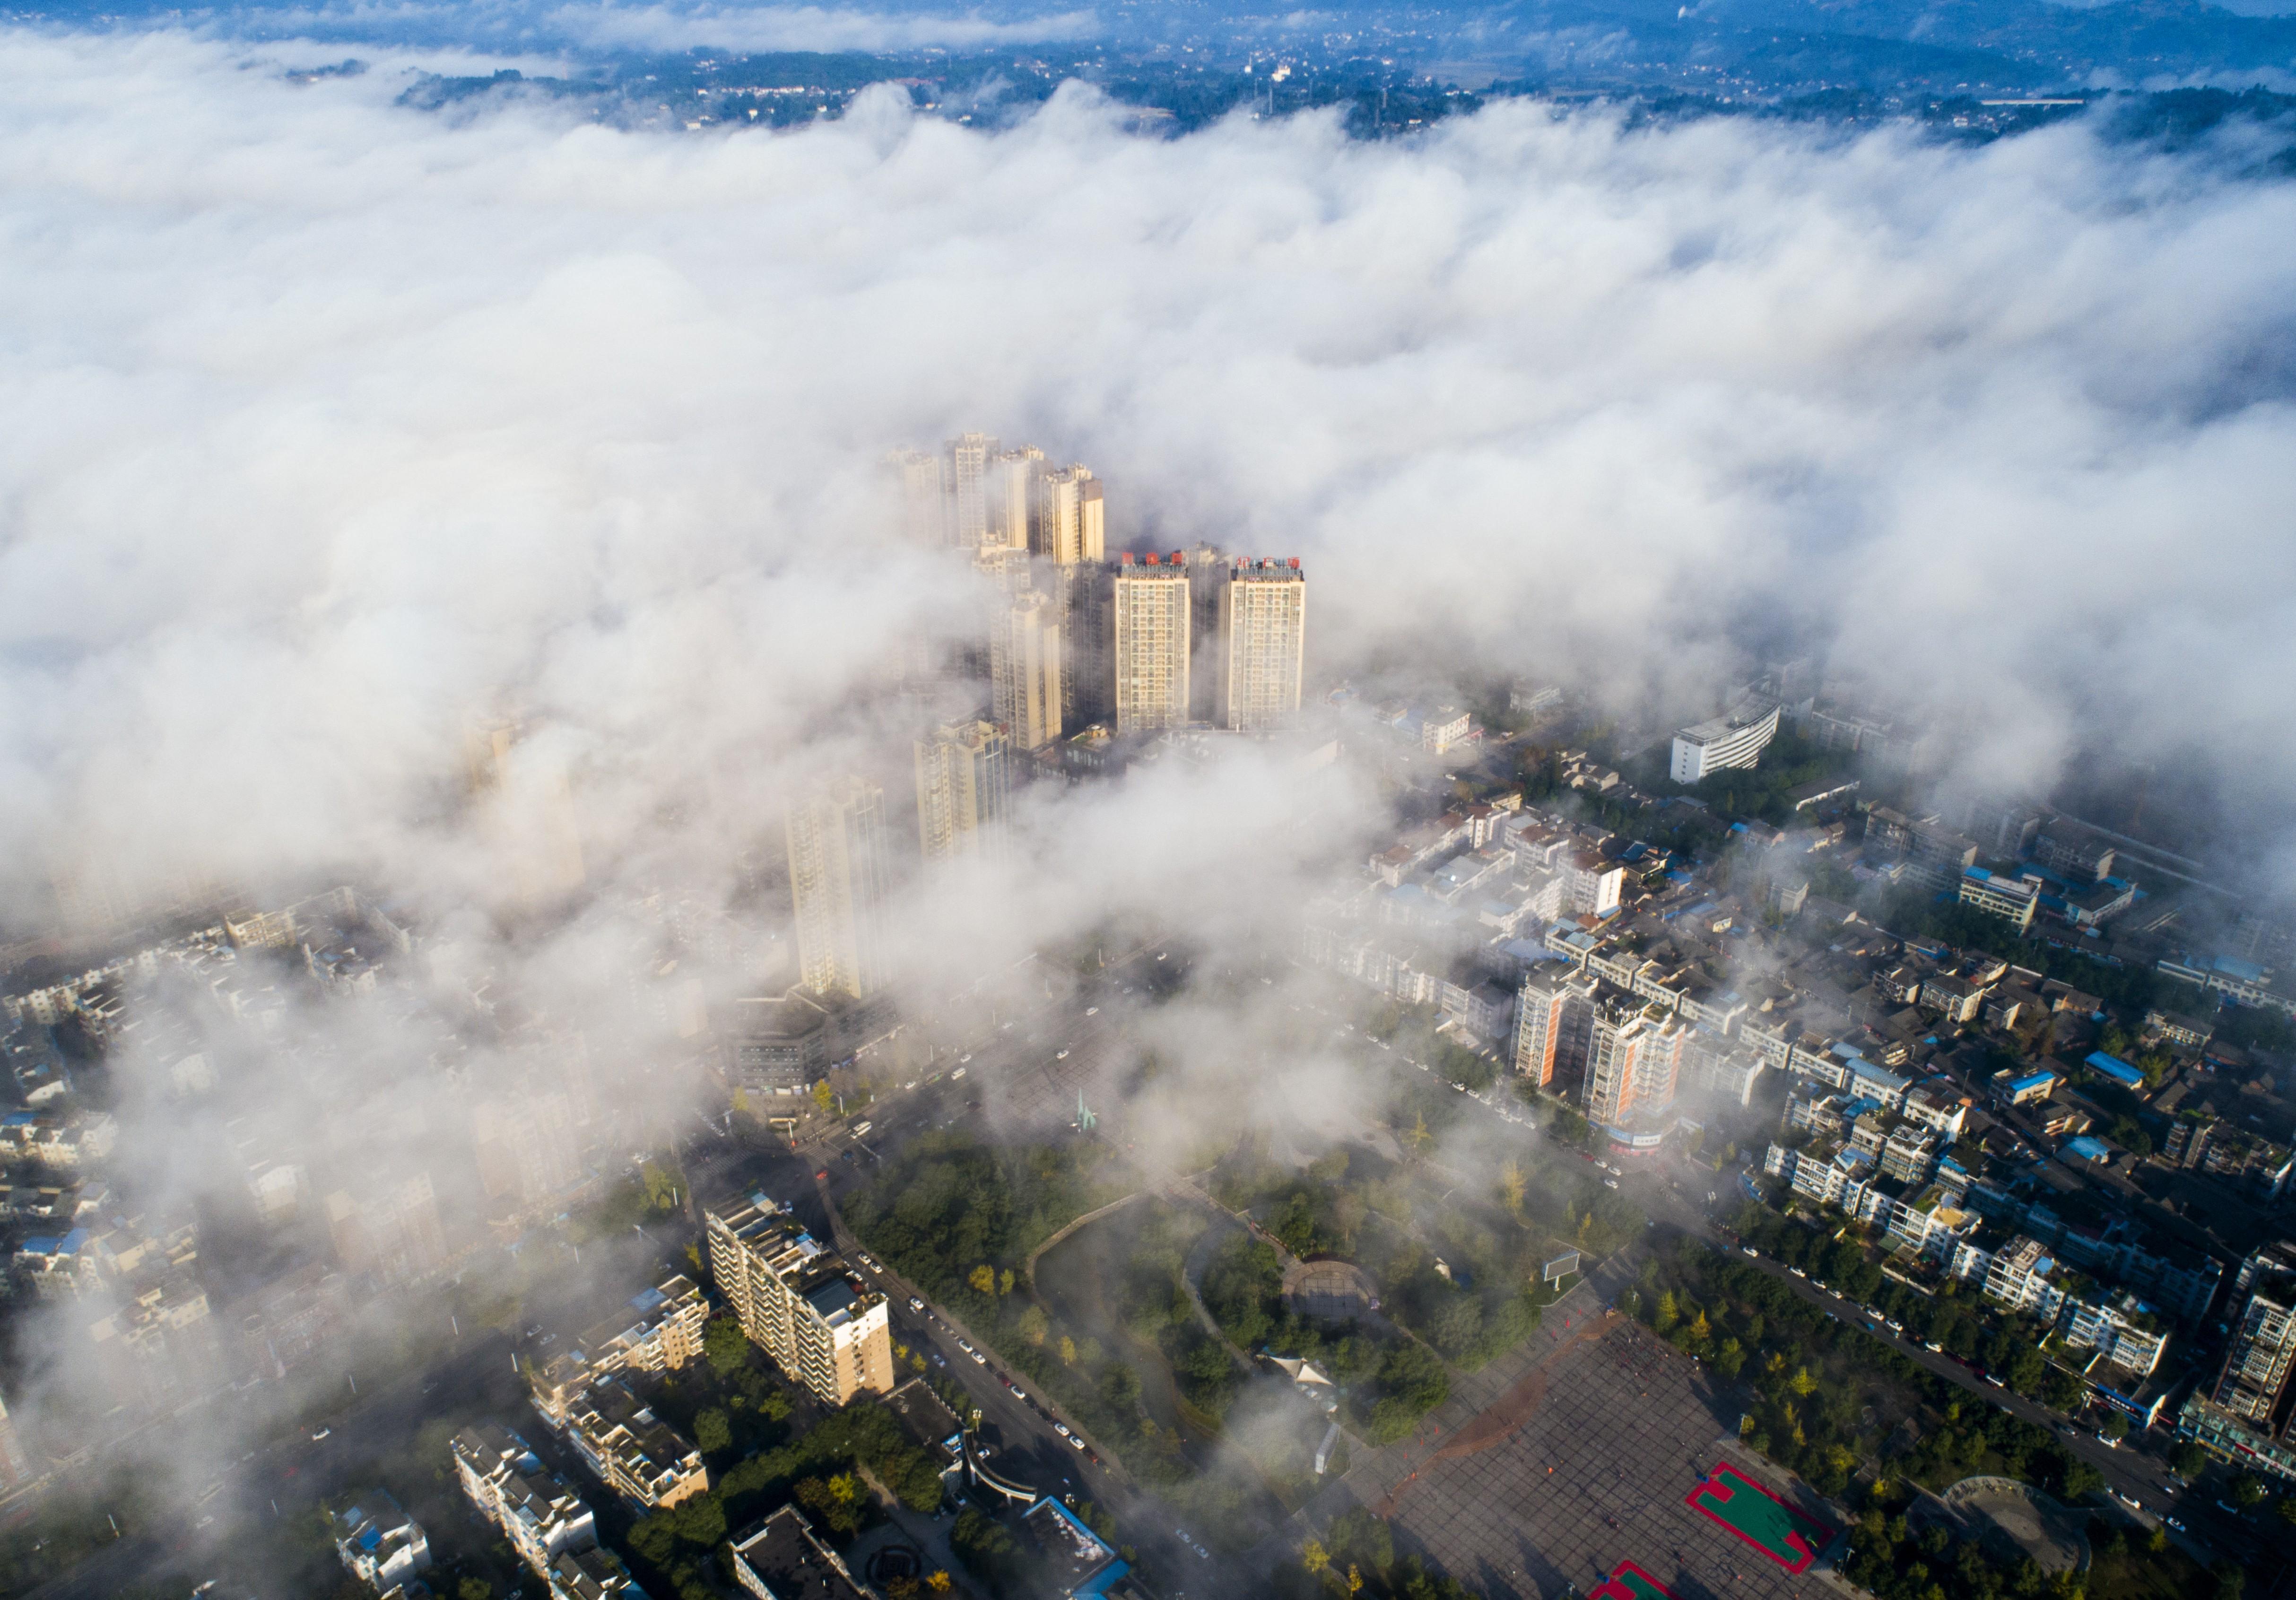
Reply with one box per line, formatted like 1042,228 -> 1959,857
705,1193 -> 894,1407
991,590 -> 1063,753
1214,558 -> 1307,731
1109,555 -> 1191,735
914,721 -> 1010,862
1669,699 -> 1781,783
787,778 -> 891,1001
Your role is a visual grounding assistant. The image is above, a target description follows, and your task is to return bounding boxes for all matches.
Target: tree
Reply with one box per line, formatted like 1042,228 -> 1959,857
705,1316 -> 752,1379
1059,1336 -> 1078,1365
2100,1411 -> 2127,1442
969,1265 -> 996,1294
1498,1159 -> 1526,1218
1302,1540 -> 1331,1575
999,1268 -> 1016,1296
1654,1291 -> 1680,1334
694,1408 -> 731,1454
2172,1442 -> 2209,1478
1714,1339 -> 1745,1379
813,1080 -> 835,1113
458,1583 -> 494,1600
1018,1304 -> 1050,1346
1404,1111 -> 1433,1158
2234,1472 -> 2268,1511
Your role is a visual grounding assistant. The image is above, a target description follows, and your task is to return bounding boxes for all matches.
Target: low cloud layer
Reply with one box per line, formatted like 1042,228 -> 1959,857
5,32 -> 2293,909
1,21 -> 2294,1495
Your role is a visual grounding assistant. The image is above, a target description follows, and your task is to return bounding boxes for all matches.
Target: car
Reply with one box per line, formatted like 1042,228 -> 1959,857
2114,1490 -> 2142,1510
1056,1050 -> 1070,1060
1886,1320 -> 1904,1333
2096,1433 -> 2119,1449
816,1169 -> 829,1181
908,1297 -> 924,1312
952,1068 -> 967,1080
1924,1340 -> 1944,1352
1790,1268 -> 1808,1278
2217,1499 -> 2245,1516
959,1053 -> 973,1063
840,1150 -> 856,1163
858,1254 -> 878,1270
1741,1246 -> 1759,1258
957,1339 -> 976,1355
1085,1007 -> 1098,1016
1603,1178 -> 1620,1190
971,1350 -> 987,1365
1009,1384 -> 1027,1401
309,1426 -> 331,1442
194,1515 -> 215,1530
931,1354 -> 946,1367
1070,1434 -> 1086,1450
1054,1424 -> 1072,1437
2166,1516 -> 2186,1532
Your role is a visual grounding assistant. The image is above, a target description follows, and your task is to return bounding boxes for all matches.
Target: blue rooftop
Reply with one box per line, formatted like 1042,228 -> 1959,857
2007,1070 -> 2056,1093
2085,1052 -> 2145,1088
2065,1136 -> 2113,1162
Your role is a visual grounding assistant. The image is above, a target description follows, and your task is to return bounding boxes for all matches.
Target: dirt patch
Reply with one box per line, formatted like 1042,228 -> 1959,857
1284,1258 -> 1380,1321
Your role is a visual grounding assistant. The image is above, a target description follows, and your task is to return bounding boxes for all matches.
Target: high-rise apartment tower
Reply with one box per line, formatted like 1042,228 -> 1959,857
914,721 -> 1010,861
786,778 -> 890,1000
704,1193 -> 894,1407
1579,993 -> 1686,1128
1214,557 -> 1307,730
990,591 -> 1063,752
1030,466 -> 1105,566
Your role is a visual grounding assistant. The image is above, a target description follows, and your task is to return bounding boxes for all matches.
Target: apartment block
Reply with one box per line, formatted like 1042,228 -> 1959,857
915,721 -> 1010,862
705,1192 -> 893,1407
451,1423 -> 597,1577
787,777 -> 891,1001
531,1273 -> 709,1423
562,1374 -> 709,1513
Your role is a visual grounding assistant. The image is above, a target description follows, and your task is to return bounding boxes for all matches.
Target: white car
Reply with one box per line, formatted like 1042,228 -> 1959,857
958,1339 -> 976,1356
1741,1247 -> 1759,1258
908,1297 -> 925,1312
971,1350 -> 987,1365
1055,1423 -> 1072,1437
952,1068 -> 966,1080
1790,1268 -> 1808,1278
1056,1050 -> 1070,1060
1085,1007 -> 1098,1016
309,1426 -> 331,1442
1069,1434 -> 1086,1450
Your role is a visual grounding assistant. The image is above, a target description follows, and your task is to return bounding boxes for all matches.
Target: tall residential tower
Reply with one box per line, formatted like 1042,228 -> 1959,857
705,1193 -> 894,1407
786,778 -> 890,1000
914,721 -> 1011,861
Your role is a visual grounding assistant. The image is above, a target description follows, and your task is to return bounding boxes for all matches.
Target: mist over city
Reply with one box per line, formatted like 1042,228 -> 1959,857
0,5 -> 2294,1600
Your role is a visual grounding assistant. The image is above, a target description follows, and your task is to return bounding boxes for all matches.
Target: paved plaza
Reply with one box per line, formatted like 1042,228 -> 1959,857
1325,1268 -> 1841,1600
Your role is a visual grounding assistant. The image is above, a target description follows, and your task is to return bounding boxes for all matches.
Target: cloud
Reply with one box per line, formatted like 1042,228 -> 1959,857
2,20 -> 2295,1513
542,1 -> 1102,53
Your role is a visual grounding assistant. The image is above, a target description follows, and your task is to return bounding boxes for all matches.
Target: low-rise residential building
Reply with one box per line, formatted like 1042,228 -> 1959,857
452,1424 -> 597,1577
548,1545 -> 649,1600
332,1489 -> 431,1595
2061,1293 -> 2170,1377
531,1274 -> 710,1423
1995,1069 -> 2057,1107
1959,869 -> 2038,932
562,1374 -> 709,1513
731,1505 -> 870,1600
